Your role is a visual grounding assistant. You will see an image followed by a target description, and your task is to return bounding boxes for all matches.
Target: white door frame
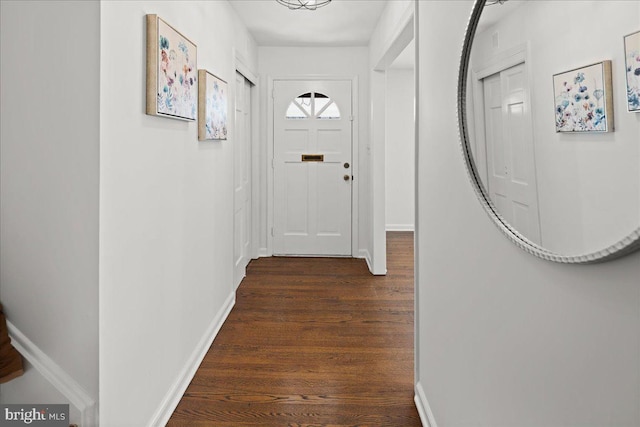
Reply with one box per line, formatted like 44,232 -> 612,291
370,7 -> 415,276
470,43 -> 530,187
470,42 -> 542,245
234,50 -> 259,261
266,75 -> 360,258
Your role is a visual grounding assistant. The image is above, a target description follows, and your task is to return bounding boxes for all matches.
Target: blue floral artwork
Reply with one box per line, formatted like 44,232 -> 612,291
154,17 -> 197,120
198,71 -> 227,141
553,62 -> 612,132
624,31 -> 640,112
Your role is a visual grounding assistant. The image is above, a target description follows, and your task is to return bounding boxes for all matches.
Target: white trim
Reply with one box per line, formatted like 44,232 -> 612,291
385,224 -> 415,231
267,74 -> 360,259
234,48 -> 258,86
358,249 -> 373,274
267,75 -> 275,257
373,8 -> 415,71
147,292 -> 235,427
472,42 -> 528,80
6,321 -> 98,427
370,70 -> 388,275
413,0 -> 421,388
258,247 -> 268,258
414,381 -> 437,427
250,76 -> 260,260
234,49 -> 261,261
234,272 -> 245,291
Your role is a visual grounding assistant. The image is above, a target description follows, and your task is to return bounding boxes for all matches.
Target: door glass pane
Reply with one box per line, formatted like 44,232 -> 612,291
314,97 -> 331,115
286,92 -> 312,119
286,102 -> 307,119
286,92 -> 341,120
295,93 -> 312,116
318,101 -> 341,119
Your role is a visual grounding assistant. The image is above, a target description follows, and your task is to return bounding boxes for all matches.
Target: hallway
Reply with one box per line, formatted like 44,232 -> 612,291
168,232 -> 420,426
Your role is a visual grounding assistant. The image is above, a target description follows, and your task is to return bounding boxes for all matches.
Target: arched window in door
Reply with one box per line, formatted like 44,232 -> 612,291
285,92 -> 341,120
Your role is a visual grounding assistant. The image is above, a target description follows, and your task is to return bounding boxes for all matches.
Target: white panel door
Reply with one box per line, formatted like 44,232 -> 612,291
273,80 -> 352,256
483,63 -> 542,244
234,72 -> 252,288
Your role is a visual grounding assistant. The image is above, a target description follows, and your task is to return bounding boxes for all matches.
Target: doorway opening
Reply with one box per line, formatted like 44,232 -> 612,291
370,11 -> 415,276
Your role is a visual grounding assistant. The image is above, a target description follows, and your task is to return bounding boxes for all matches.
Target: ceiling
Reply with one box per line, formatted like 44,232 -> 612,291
228,0 -> 389,47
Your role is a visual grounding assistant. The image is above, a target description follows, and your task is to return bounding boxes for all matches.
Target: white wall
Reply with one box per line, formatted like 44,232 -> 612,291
0,1 -> 100,425
257,47 -> 370,260
415,1 -> 640,426
470,1 -> 640,255
385,68 -> 415,231
99,2 -> 257,425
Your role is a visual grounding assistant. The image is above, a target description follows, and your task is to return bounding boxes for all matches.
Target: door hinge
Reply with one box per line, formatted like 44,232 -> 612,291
271,88 -> 275,99
271,227 -> 274,237
349,116 -> 354,122
271,158 -> 275,169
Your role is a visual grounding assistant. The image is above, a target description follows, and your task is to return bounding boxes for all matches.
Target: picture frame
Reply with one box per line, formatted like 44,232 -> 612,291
198,70 -> 228,141
553,60 -> 613,133
624,30 -> 640,112
146,14 -> 197,121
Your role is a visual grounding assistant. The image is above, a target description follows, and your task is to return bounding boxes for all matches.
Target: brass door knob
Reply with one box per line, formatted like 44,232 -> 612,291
343,175 -> 350,181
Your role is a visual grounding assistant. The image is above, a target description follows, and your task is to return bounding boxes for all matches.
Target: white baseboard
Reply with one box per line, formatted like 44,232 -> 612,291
258,247 -> 268,258
234,272 -> 245,291
7,321 -> 98,427
385,224 -> 415,231
415,381 -> 437,427
148,292 -> 235,427
358,249 -> 373,274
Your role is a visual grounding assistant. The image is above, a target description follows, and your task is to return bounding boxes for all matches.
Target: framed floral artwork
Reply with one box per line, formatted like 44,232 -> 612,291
146,14 -> 197,121
624,31 -> 640,112
553,61 -> 613,133
198,70 -> 228,141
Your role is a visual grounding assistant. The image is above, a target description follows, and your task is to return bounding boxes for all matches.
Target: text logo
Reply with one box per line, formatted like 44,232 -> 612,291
0,405 -> 69,427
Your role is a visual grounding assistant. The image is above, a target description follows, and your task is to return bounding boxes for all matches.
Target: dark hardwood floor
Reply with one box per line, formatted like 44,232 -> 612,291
168,232 -> 420,426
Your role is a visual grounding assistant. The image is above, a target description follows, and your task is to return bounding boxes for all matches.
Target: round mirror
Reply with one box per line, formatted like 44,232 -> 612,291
458,0 -> 640,263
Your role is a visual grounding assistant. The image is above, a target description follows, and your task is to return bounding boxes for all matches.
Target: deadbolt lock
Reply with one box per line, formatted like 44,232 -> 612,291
344,162 -> 350,169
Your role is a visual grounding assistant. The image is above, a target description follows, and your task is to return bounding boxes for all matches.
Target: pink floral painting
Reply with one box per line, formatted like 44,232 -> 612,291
146,15 -> 197,121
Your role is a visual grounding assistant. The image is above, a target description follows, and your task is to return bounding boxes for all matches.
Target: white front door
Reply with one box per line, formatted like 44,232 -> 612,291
273,80 -> 352,256
483,63 -> 542,244
234,72 -> 252,288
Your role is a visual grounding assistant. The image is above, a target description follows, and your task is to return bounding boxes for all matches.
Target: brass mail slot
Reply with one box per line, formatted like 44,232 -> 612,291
301,154 -> 324,162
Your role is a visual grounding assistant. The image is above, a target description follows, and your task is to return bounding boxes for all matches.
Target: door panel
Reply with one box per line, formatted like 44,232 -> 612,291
284,162 -> 309,235
483,63 -> 542,244
273,80 -> 352,256
316,163 -> 342,234
234,72 -> 252,289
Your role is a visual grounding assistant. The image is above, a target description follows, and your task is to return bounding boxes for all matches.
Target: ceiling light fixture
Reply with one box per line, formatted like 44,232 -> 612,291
276,0 -> 331,10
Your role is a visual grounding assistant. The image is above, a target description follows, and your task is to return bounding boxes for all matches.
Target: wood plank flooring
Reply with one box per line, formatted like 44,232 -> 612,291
168,232 -> 420,427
